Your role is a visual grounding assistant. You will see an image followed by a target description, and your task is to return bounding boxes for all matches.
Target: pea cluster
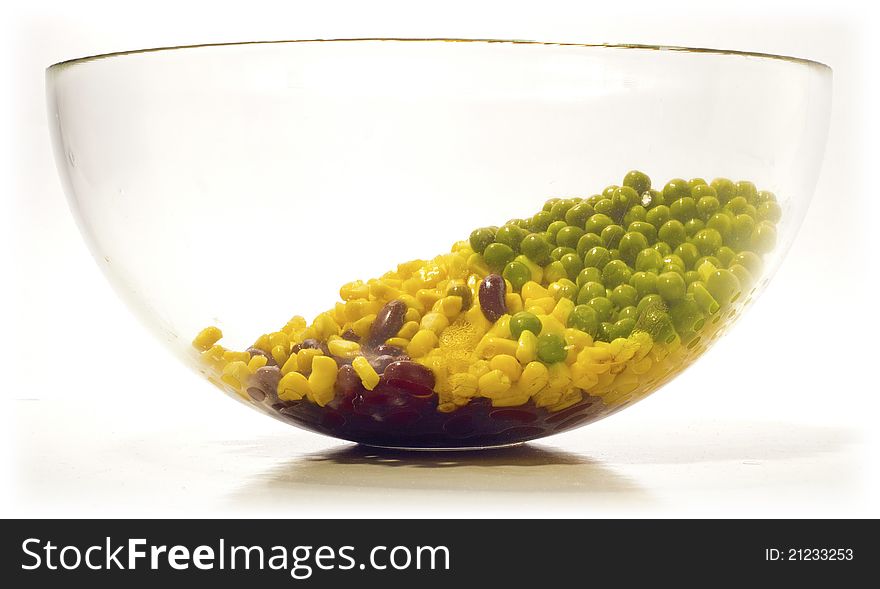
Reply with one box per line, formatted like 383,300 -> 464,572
468,171 -> 779,346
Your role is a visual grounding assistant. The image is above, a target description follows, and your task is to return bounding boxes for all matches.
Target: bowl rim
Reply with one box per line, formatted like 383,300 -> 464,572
46,38 -> 832,72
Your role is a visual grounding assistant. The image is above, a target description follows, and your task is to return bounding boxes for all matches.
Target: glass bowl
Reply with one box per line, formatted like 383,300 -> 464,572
47,39 -> 831,449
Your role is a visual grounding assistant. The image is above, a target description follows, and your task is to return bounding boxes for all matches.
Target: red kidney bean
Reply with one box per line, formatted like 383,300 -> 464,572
246,347 -> 276,366
381,360 -> 435,396
300,338 -> 330,355
375,344 -> 405,357
334,364 -> 362,397
478,273 -> 507,322
369,354 -> 397,374
247,366 -> 281,402
341,329 -> 360,342
368,300 -> 407,346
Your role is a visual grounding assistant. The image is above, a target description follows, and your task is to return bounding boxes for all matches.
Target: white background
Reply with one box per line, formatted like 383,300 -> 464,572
1,0 -> 878,517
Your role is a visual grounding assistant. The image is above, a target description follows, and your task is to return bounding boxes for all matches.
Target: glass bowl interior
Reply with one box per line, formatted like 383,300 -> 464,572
47,40 -> 831,448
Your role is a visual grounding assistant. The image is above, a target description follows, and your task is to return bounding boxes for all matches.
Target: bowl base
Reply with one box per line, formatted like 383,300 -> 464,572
356,441 -> 527,452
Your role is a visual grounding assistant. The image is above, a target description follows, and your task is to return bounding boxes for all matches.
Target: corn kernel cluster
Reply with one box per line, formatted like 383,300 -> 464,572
194,171 -> 779,417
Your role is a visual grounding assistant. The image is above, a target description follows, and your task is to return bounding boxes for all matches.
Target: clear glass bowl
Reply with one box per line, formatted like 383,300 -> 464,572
47,39 -> 831,449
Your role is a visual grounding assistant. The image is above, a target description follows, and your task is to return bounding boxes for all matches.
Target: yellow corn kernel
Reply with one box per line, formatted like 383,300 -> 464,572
401,277 -> 423,294
630,356 -> 653,375
527,296 -> 557,314
404,307 -> 422,324
268,344 -> 288,367
312,313 -> 340,340
537,314 -> 566,336
449,372 -> 479,399
293,326 -> 316,343
547,388 -> 583,412
513,255 -> 543,283
333,301 -> 348,324
200,345 -> 227,371
221,361 -> 251,390
466,252 -> 490,276
352,356 -> 380,391
490,388 -> 531,407
350,314 -> 376,339
340,280 -> 370,301
420,312 -> 450,335
476,335 -> 519,359
296,348 -> 323,373
397,320 -> 420,340
280,352 -> 299,375
248,354 -> 268,371
520,361 -> 550,395
223,350 -> 251,363
489,354 -> 522,382
451,240 -> 472,253
386,337 -> 411,349
328,339 -> 361,358
343,299 -> 374,322
533,387 -> 563,408
546,363 -> 573,395
564,328 -> 593,349
521,281 -> 550,301
396,293 -> 425,315
505,293 -> 524,314
253,333 -> 271,352
571,362 -> 600,389
277,371 -> 311,401
438,295 -> 464,318
193,326 -> 223,351
438,402 -> 458,413
282,315 -> 307,335
487,314 -> 512,338
516,330 -> 538,364
552,297 -> 575,325
477,369 -> 512,397
369,280 -> 402,300
407,329 -> 438,358
468,359 -> 491,379
267,331 -> 289,351
308,356 -> 338,406
463,305 -> 493,336
416,288 -> 443,309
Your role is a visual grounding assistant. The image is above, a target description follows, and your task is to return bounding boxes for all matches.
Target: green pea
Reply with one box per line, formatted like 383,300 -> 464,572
510,311 -> 543,339
657,271 -> 686,302
503,260 -> 532,292
745,204 -> 758,219
731,214 -> 756,244
630,271 -> 659,298
577,281 -> 606,304
514,255 -> 542,283
560,252 -> 583,279
612,318 -> 637,339
543,198 -> 561,212
646,204 -> 671,228
494,225 -> 523,252
645,189 -> 665,208
628,221 -> 658,243
662,262 -> 686,276
619,232 -> 649,265
674,242 -> 700,268
688,178 -> 708,190
597,322 -> 615,342
568,304 -> 599,336
663,254 -> 686,270
623,205 -> 648,226
637,293 -> 667,315
594,198 -> 615,216
684,218 -> 705,238
602,260 -> 632,289
585,213 -> 615,235
618,305 -> 639,322
576,233 -> 605,258
671,197 -> 698,222
610,284 -> 639,309
509,218 -> 531,230
469,227 -> 495,255
663,178 -> 691,202
583,246 -> 612,270
697,196 -> 721,221
565,201 -> 595,227
757,200 -> 782,223
726,196 -> 749,215
706,212 -> 733,241
706,268 -> 742,306
653,241 -> 673,257
694,256 -> 722,272
602,185 -> 618,199
693,228 -> 723,256
670,296 -> 705,333
587,296 -> 615,322
751,221 -> 777,254
545,260 -> 568,283
635,248 -> 664,273
550,198 -> 577,221
635,304 -> 676,344
531,211 -> 553,232
757,190 -> 777,204
711,178 -> 737,204
520,233 -> 552,265
684,270 -> 701,285
735,180 -> 758,202
728,264 -> 755,291
483,242 -> 515,272
733,251 -> 763,276
586,194 -> 604,206
658,220 -> 687,248
554,278 -> 579,301
716,246 -> 736,268
576,267 -> 603,288
536,333 -> 568,363
555,226 -> 585,250
690,281 -> 720,315
601,224 -> 626,249
612,186 -> 641,217
547,220 -> 568,242
623,170 -> 652,195
551,246 -> 576,261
